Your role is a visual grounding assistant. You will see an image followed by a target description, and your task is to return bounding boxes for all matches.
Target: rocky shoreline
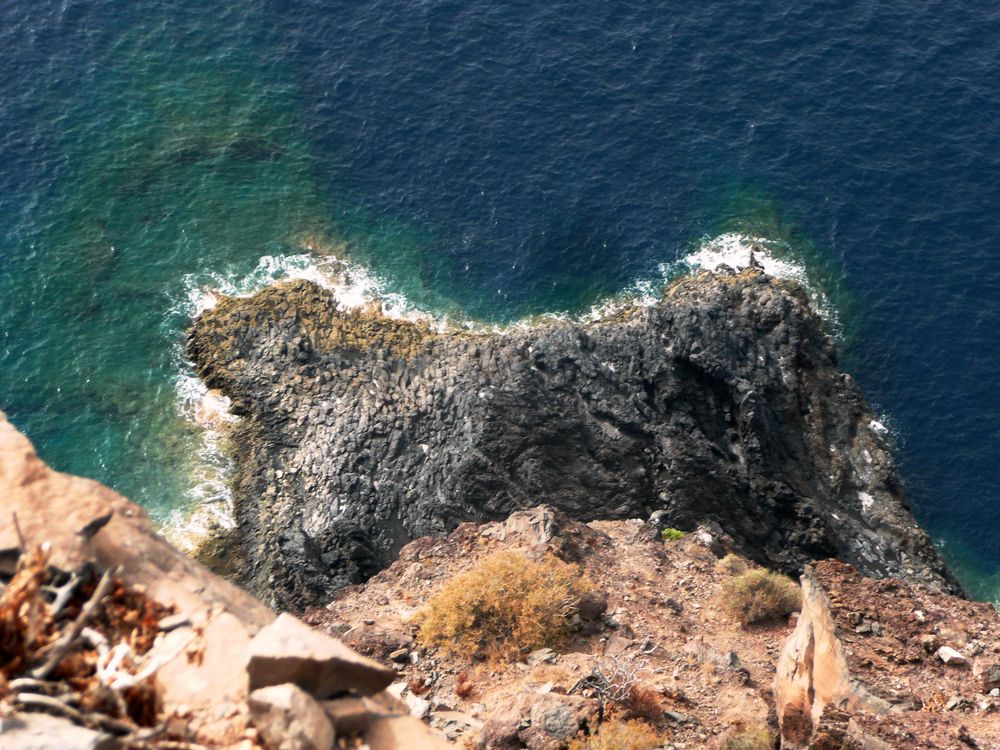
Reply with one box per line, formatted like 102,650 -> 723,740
187,267 -> 961,610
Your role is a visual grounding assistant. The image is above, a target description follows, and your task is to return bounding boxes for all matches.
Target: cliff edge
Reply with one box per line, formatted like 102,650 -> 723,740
188,268 -> 959,609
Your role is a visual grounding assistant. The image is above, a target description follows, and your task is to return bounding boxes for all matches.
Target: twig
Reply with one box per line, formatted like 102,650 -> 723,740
11,513 -> 26,553
32,567 -> 117,679
90,711 -> 139,735
15,692 -> 87,724
7,677 -> 64,694
47,572 -> 82,617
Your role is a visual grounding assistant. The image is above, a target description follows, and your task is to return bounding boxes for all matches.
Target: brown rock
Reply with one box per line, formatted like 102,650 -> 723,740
248,683 -> 335,750
248,613 -> 396,697
478,693 -> 599,750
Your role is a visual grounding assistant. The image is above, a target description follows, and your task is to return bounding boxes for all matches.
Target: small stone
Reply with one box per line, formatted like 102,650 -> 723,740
388,648 -> 409,663
157,613 -> 192,632
527,647 -> 556,666
248,683 -> 335,750
937,646 -> 969,666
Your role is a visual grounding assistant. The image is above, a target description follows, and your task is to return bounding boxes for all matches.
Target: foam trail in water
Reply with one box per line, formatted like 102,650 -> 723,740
681,232 -> 840,331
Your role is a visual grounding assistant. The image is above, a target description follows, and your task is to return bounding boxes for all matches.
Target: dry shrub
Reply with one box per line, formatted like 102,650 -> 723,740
724,725 -> 774,750
415,551 -> 593,661
721,569 -> 799,627
716,553 -> 748,576
567,718 -> 662,750
623,684 -> 663,723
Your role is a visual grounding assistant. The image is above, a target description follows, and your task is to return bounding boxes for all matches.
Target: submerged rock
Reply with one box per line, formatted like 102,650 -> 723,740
188,268 -> 960,609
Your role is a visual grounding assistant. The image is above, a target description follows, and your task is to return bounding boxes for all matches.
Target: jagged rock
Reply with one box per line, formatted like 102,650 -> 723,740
937,646 -> 969,666
774,566 -> 891,749
247,613 -> 396,697
187,270 -> 960,609
0,713 -> 119,750
477,693 -> 600,750
248,683 -> 335,750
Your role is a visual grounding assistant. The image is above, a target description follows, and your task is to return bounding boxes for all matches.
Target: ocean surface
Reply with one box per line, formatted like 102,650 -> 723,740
2,1 -> 999,599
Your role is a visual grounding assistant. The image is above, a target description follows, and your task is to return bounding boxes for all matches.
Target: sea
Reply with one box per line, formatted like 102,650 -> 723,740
1,1 -> 998,601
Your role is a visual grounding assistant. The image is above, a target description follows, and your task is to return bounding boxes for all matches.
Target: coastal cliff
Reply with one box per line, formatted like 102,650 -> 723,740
187,267 -> 959,610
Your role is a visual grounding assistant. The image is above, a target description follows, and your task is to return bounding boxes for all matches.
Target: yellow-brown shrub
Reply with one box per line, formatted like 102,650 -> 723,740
716,552 -> 748,576
724,725 -> 774,750
414,551 -> 593,661
566,719 -> 662,750
721,568 -> 799,626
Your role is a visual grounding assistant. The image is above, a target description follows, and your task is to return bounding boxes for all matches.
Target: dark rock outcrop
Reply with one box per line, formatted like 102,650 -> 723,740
187,268 -> 960,609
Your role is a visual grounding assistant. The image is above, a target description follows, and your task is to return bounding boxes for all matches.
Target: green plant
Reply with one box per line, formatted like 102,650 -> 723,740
724,725 -> 775,750
721,568 -> 800,627
716,552 -> 748,576
660,528 -> 687,542
414,551 -> 593,661
567,718 -> 662,750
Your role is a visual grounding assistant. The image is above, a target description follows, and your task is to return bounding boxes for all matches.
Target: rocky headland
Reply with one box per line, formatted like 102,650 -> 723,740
187,267 -> 960,610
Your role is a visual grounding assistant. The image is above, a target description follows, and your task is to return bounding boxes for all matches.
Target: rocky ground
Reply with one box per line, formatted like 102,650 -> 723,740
0,412 -> 447,750
188,268 -> 958,610
307,507 -> 1000,749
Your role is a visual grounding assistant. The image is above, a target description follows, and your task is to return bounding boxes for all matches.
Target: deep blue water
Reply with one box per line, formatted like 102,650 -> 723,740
1,1 -> 999,597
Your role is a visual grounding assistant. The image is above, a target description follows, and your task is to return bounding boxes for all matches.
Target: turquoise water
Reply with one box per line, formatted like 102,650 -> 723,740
3,1 -> 1000,599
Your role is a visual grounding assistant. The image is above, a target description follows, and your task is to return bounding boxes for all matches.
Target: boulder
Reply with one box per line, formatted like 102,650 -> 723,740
478,693 -> 599,750
248,683 -> 335,750
248,613 -> 396,697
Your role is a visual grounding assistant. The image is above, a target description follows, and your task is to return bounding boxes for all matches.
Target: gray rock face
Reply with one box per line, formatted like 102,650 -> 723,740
188,269 -> 960,609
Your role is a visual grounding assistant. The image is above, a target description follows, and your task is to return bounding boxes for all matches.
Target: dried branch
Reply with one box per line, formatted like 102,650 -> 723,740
11,513 -> 26,553
47,572 -> 82,617
15,692 -> 86,724
32,567 -> 117,679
